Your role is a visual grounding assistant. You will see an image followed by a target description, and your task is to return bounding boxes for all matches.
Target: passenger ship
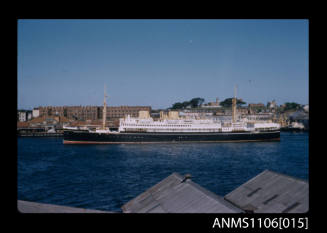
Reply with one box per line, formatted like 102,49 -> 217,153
63,88 -> 280,144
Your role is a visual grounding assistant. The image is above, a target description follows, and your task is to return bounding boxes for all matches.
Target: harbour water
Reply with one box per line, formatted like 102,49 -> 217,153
17,132 -> 308,212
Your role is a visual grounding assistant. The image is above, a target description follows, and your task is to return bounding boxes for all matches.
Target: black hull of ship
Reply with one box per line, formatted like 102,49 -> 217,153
63,130 -> 280,144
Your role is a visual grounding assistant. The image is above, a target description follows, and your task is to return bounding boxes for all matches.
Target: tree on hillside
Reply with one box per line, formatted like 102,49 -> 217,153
283,102 -> 302,111
170,98 -> 205,109
190,98 -> 205,108
171,102 -> 184,109
182,101 -> 191,108
220,98 -> 246,108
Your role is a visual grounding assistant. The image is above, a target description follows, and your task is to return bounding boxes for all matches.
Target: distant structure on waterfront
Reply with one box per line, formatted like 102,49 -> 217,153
201,98 -> 220,108
63,87 -> 281,144
17,110 -> 32,122
267,100 -> 277,109
17,105 -> 151,135
17,95 -> 309,135
37,105 -> 151,121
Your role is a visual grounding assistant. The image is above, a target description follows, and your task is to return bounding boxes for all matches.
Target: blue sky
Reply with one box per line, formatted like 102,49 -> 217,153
18,19 -> 308,110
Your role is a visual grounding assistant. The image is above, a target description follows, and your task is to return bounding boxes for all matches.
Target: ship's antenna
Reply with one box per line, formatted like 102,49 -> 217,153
234,85 -> 237,98
102,84 -> 107,130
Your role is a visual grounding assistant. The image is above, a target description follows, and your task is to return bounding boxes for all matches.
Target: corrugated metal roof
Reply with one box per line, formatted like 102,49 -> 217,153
224,170 -> 308,213
17,200 -> 112,213
121,173 -> 243,213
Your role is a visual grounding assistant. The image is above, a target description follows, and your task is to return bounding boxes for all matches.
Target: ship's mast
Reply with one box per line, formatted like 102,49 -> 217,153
102,84 -> 107,130
232,85 -> 237,123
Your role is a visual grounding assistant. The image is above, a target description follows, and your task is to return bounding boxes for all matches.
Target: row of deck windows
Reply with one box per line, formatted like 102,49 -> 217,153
123,128 -> 222,132
256,127 -> 277,131
122,124 -> 193,127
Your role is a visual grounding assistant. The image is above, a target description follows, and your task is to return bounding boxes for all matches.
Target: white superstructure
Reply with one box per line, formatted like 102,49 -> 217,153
118,113 -> 280,133
118,85 -> 280,134
81,86 -> 280,134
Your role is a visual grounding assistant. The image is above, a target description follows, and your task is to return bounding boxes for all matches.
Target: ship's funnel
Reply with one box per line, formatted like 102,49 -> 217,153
139,110 -> 150,119
168,111 -> 179,119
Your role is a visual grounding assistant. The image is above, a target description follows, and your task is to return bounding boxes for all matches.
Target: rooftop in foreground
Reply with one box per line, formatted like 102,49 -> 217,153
224,169 -> 308,213
122,170 -> 308,213
17,200 -> 113,213
121,172 -> 243,213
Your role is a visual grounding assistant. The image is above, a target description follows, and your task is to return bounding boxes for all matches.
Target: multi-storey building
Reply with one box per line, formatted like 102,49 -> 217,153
17,110 -> 32,122
248,103 -> 266,114
107,106 -> 151,119
248,103 -> 265,108
32,108 -> 40,118
267,100 -> 277,109
38,105 -> 151,121
39,106 -> 102,121
18,111 -> 27,122
201,98 -> 220,108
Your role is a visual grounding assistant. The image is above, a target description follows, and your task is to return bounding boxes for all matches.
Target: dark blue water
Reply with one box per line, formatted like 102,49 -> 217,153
17,132 -> 308,212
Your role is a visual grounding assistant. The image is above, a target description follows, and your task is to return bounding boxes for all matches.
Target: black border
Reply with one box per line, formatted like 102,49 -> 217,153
13,14 -> 316,232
